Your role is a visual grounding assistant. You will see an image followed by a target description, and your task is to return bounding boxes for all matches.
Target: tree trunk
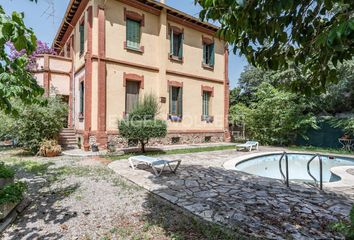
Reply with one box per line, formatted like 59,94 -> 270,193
140,140 -> 146,153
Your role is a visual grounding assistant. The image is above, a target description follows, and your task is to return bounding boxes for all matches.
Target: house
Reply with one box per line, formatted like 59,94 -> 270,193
38,0 -> 230,150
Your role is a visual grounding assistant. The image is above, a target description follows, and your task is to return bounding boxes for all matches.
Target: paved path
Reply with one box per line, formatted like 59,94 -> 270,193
109,148 -> 354,239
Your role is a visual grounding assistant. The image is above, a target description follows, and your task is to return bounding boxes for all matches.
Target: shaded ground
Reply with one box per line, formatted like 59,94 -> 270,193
0,149 -> 238,240
109,148 -> 354,239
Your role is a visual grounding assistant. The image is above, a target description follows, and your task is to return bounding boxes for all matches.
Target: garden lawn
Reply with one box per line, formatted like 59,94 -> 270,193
288,146 -> 353,156
108,145 -> 236,161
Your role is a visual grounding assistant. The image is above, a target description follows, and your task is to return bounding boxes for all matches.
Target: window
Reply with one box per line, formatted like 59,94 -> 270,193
169,86 -> 182,117
203,42 -> 215,67
79,20 -> 85,56
126,19 -> 141,50
125,81 -> 140,114
170,28 -> 183,59
66,42 -> 71,58
79,81 -> 84,115
202,91 -> 211,117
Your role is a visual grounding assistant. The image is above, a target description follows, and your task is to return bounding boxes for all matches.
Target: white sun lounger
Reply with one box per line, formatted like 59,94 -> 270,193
236,141 -> 259,152
128,155 -> 182,177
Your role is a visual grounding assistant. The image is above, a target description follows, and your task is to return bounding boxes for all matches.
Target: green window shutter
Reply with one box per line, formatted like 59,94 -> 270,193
177,87 -> 183,116
203,43 -> 206,64
169,86 -> 173,115
210,43 -> 215,66
126,19 -> 140,49
79,24 -> 84,54
170,28 -> 174,55
178,34 -> 183,59
80,82 -> 84,113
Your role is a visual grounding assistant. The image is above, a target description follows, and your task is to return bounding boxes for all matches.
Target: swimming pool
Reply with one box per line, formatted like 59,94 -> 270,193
234,153 -> 354,182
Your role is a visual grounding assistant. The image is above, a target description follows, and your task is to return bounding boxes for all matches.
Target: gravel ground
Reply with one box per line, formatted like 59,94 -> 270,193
0,150 -> 237,240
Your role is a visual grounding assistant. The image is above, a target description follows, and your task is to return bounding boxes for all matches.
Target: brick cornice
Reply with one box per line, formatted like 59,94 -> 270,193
166,70 -> 223,84
124,8 -> 145,26
201,85 -> 214,97
92,55 -> 159,72
168,80 -> 183,88
167,14 -> 216,37
202,35 -> 214,45
123,72 -> 144,89
119,0 -> 161,16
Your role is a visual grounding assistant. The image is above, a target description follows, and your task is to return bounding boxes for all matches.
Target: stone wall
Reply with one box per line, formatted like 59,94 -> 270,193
107,132 -> 225,149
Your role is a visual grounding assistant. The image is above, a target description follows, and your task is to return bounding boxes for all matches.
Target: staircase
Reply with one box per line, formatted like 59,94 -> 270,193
59,128 -> 78,149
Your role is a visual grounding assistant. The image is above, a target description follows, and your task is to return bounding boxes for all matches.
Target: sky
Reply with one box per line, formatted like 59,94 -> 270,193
1,0 -> 248,88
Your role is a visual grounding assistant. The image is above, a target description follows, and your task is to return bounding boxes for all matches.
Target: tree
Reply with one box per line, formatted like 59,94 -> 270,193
118,94 -> 167,153
231,83 -> 318,145
196,0 -> 354,93
0,5 -> 43,114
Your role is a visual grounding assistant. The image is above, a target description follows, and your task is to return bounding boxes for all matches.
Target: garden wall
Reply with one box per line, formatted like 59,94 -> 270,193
296,120 -> 344,148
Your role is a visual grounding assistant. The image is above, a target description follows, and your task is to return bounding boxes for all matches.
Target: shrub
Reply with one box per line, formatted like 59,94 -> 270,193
332,204 -> 354,239
0,181 -> 27,205
0,162 -> 15,179
118,94 -> 167,152
0,96 -> 68,154
38,139 -> 62,157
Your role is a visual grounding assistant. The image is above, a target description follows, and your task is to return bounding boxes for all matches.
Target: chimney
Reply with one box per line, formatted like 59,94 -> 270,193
160,0 -> 165,3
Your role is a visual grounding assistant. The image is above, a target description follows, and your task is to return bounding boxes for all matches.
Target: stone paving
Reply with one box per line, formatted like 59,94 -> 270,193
109,147 -> 354,239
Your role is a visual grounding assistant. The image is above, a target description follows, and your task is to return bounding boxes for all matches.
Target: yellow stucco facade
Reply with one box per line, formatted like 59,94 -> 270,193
52,0 -> 230,149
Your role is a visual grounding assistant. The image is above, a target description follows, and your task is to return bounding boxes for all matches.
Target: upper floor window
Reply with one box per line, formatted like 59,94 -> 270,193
79,20 -> 85,56
126,19 -> 141,50
169,27 -> 183,60
203,41 -> 215,68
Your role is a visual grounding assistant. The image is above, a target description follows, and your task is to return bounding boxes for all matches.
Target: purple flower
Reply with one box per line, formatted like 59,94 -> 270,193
6,40 -> 57,70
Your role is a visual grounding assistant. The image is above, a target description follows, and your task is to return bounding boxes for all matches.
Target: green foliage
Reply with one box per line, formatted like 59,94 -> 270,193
118,94 -> 166,152
0,96 -> 68,154
332,204 -> 354,239
38,139 -> 62,157
0,5 -> 43,114
231,83 -> 318,145
0,181 -> 27,205
0,162 -> 14,179
119,120 -> 167,153
196,0 -> 354,92
128,93 -> 160,121
330,118 -> 354,137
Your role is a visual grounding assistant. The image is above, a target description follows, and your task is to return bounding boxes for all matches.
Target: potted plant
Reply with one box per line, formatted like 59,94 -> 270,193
91,143 -> 99,152
107,141 -> 116,153
169,115 -> 182,122
0,162 -> 15,188
38,139 -> 62,157
0,182 -> 27,220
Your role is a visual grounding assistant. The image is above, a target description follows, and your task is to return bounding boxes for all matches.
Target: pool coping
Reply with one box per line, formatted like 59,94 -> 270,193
223,151 -> 354,189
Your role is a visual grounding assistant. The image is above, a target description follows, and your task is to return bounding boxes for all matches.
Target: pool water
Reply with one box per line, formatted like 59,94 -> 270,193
235,153 -> 354,182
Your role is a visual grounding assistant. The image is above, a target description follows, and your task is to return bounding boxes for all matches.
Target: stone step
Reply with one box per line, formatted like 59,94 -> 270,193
59,136 -> 76,141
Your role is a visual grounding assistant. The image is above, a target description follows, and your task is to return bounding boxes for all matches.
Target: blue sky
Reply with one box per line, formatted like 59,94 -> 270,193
1,0 -> 248,88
